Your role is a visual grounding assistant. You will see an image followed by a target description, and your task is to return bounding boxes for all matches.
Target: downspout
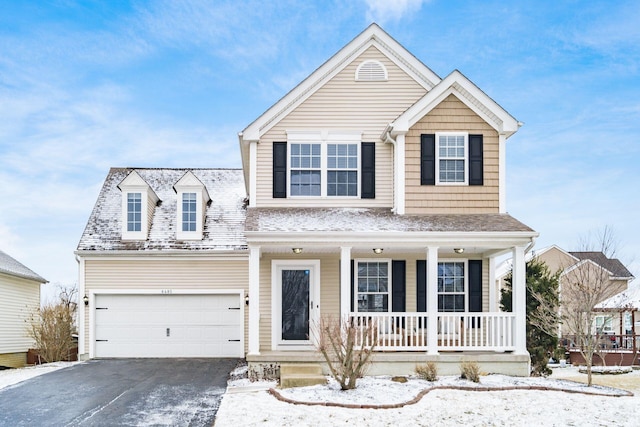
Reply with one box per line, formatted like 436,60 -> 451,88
382,124 -> 404,214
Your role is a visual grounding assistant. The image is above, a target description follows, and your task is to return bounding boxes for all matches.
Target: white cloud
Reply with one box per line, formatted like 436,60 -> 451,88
364,0 -> 430,23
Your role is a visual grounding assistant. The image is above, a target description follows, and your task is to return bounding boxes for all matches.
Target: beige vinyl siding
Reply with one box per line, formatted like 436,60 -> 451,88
0,273 -> 40,356
146,192 -> 155,234
405,94 -> 500,214
257,253 -> 490,352
0,352 -> 27,369
82,258 -> 248,355
255,46 -> 428,208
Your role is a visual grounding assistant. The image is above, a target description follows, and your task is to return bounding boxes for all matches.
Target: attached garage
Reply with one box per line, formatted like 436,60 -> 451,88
92,293 -> 243,358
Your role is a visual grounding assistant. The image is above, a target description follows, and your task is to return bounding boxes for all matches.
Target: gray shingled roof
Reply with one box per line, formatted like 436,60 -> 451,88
245,208 -> 535,233
0,249 -> 47,282
569,251 -> 634,279
77,168 -> 247,251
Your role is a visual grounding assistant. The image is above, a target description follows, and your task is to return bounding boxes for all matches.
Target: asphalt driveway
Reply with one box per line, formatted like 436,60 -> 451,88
0,358 -> 239,426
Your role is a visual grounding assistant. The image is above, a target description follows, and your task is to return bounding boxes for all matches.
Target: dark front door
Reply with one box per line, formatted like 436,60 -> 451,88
281,269 -> 310,341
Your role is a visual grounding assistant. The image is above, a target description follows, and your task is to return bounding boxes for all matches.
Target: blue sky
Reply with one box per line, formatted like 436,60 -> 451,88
1,0 -> 639,300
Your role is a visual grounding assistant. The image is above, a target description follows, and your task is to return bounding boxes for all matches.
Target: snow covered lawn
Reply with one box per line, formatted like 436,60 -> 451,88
0,362 -> 80,390
216,366 -> 640,426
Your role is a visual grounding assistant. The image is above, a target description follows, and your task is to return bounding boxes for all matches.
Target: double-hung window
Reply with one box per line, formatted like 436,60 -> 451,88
327,143 -> 358,196
290,143 -> 321,196
182,192 -> 197,232
287,131 -> 361,198
438,261 -> 466,312
356,260 -> 390,312
127,192 -> 142,232
436,133 -> 467,184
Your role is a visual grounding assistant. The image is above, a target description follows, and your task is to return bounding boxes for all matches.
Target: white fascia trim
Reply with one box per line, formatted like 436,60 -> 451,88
392,71 -> 519,136
563,258 -> 615,277
242,24 -> 440,141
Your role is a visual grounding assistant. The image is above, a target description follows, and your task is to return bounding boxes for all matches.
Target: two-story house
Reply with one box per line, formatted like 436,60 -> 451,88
76,24 -> 538,376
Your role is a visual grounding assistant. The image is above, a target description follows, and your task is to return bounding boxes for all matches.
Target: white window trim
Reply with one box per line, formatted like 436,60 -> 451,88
437,259 -> 469,312
121,187 -> 151,241
435,132 -> 469,186
271,259 -> 321,351
286,130 -> 362,198
176,189 -> 205,241
354,258 -> 392,313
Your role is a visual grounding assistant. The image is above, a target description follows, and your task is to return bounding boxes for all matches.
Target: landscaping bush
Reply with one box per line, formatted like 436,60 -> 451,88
460,360 -> 481,383
416,362 -> 438,382
315,315 -> 376,390
26,303 -> 75,363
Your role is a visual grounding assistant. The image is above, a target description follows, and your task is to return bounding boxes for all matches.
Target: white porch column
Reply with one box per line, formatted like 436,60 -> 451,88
512,245 -> 528,355
426,246 -> 439,355
248,245 -> 261,355
340,246 -> 352,322
488,256 -> 497,312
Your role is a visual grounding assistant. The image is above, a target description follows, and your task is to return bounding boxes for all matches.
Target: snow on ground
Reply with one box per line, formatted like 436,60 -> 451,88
216,366 -> 640,426
0,361 -> 81,390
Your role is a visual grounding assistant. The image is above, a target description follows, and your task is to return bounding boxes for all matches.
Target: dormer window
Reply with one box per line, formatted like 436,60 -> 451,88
127,193 -> 142,232
181,192 -> 197,232
118,171 -> 159,241
174,171 -> 210,241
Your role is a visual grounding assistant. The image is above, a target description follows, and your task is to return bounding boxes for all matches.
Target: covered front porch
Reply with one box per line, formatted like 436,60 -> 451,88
244,209 -> 537,376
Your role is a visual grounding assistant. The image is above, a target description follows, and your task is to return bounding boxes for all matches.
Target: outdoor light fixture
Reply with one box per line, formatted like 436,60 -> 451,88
245,294 -> 249,306
292,248 -> 303,254
373,248 -> 383,254
83,295 -> 89,306
454,248 -> 464,254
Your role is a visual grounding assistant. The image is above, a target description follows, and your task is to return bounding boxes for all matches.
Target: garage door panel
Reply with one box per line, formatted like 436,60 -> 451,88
94,294 -> 243,358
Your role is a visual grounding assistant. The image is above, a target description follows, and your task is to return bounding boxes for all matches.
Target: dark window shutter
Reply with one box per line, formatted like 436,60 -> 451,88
420,134 -> 436,185
468,134 -> 483,186
468,260 -> 483,313
416,260 -> 427,312
273,142 -> 287,198
361,142 -> 375,198
350,260 -> 355,312
392,261 -> 406,313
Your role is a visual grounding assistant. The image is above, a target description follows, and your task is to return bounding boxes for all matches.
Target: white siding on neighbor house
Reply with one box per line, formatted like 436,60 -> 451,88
0,273 -> 40,354
255,46 -> 428,208
81,257 -> 248,355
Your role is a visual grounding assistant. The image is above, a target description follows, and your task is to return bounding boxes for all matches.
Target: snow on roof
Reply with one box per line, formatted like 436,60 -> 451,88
596,284 -> 640,310
245,208 -> 535,233
77,168 -> 247,252
0,249 -> 47,283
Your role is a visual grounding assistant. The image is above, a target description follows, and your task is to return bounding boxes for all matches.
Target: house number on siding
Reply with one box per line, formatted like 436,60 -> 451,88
161,289 -> 172,294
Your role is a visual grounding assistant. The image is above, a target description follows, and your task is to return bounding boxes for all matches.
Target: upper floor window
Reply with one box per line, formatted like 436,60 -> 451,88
327,143 -> 358,196
438,261 -> 466,312
290,143 -> 321,196
118,170 -> 159,241
182,192 -> 197,232
127,192 -> 142,232
356,260 -> 390,312
420,133 -> 483,186
437,133 -> 467,184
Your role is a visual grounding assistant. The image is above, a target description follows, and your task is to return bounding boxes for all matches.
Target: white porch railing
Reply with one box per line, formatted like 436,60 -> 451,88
349,312 -> 516,352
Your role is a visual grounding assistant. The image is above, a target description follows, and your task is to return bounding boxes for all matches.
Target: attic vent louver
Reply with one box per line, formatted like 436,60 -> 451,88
355,60 -> 388,81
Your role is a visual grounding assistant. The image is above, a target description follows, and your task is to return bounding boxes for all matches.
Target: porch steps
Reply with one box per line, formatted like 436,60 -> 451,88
279,363 -> 327,389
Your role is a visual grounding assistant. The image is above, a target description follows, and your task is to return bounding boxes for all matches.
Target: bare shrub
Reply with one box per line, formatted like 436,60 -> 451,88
416,362 -> 438,382
460,360 -> 481,383
315,315 -> 376,390
26,303 -> 75,363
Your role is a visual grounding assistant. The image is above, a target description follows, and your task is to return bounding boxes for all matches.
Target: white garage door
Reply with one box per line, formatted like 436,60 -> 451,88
94,294 -> 243,358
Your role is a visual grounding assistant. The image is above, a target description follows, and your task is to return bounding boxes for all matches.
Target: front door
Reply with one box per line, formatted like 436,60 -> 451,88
273,260 -> 320,349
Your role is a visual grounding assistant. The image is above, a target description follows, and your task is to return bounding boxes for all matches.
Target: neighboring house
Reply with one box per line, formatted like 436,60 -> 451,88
0,249 -> 47,368
496,245 -> 635,336
77,24 -> 538,376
